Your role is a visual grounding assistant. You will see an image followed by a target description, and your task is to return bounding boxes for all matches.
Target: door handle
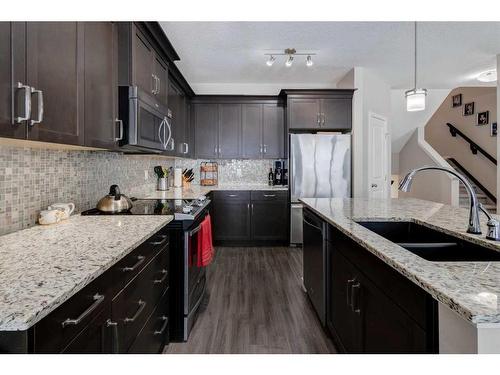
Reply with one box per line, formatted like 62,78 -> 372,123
62,294 -> 105,327
151,74 -> 157,95
115,118 -> 123,141
122,255 -> 145,272
351,282 -> 361,314
184,142 -> 189,154
15,82 -> 31,123
29,88 -> 44,126
346,279 -> 355,309
157,76 -> 161,95
317,113 -> 321,124
158,118 -> 165,147
263,144 -> 267,154
124,300 -> 147,324
154,316 -> 169,335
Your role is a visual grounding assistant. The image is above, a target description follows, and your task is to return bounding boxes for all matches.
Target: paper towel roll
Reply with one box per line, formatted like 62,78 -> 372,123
174,168 -> 182,188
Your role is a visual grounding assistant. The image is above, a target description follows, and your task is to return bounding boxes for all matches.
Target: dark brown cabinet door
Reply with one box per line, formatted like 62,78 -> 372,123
262,104 -> 284,158
194,103 -> 218,159
168,79 -> 186,156
61,305 -> 111,354
250,200 -> 287,241
242,103 -> 262,159
154,55 -> 168,106
213,200 -> 251,242
218,104 -> 241,158
288,98 -> 320,129
328,248 -> 362,353
0,22 -> 27,139
132,26 -> 155,97
83,22 -> 119,149
359,272 -> 427,353
321,98 -> 351,130
26,22 -> 84,145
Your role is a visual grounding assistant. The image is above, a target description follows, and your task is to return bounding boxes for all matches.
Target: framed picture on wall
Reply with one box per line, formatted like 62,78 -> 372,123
452,94 -> 462,107
463,102 -> 475,116
477,111 -> 489,125
491,122 -> 497,136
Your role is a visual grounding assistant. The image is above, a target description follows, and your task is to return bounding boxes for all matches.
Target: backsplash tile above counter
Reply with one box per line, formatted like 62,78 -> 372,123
0,145 -> 174,235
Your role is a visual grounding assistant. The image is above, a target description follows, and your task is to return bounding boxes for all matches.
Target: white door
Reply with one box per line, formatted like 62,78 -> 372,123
368,112 -> 389,199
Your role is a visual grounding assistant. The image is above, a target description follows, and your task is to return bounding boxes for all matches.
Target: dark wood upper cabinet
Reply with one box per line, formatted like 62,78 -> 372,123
0,22 -> 27,140
119,23 -> 169,108
26,22 -> 85,145
242,104 -> 262,159
193,103 -> 218,159
321,98 -> 351,130
281,89 -> 354,131
83,22 -> 119,149
288,98 -> 321,129
218,104 -> 241,159
262,103 -> 284,158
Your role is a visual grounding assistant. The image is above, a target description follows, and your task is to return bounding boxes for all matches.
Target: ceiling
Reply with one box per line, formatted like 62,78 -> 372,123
160,22 -> 500,95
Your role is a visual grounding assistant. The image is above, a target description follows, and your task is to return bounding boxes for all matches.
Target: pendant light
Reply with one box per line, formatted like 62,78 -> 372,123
405,22 -> 427,112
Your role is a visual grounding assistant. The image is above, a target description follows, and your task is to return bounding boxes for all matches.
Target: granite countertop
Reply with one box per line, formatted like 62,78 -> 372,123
300,197 -> 500,326
143,184 -> 288,200
0,215 -> 173,331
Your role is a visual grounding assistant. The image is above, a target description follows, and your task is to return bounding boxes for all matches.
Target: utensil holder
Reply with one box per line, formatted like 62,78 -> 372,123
157,177 -> 168,191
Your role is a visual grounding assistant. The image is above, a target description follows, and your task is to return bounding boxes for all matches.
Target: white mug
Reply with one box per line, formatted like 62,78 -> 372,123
48,202 -> 75,220
39,209 -> 65,225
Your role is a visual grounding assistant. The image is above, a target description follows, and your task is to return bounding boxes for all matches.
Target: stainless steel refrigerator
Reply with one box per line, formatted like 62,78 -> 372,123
290,133 -> 351,245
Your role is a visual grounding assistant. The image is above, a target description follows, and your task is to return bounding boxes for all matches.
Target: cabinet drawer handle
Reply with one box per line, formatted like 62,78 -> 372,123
122,255 -> 145,272
228,194 -> 238,197
15,82 -> 31,123
263,194 -> 276,197
151,74 -> 157,95
115,118 -> 124,141
29,88 -> 44,126
61,294 -> 105,327
154,269 -> 168,284
149,235 -> 169,246
154,316 -> 169,335
124,300 -> 146,324
351,282 -> 361,314
346,279 -> 355,309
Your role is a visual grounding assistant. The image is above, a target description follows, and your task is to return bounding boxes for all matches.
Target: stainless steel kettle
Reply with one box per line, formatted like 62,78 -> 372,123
97,185 -> 133,213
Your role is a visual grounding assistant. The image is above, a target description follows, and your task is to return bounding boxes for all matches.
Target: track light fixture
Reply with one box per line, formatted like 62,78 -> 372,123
264,48 -> 316,67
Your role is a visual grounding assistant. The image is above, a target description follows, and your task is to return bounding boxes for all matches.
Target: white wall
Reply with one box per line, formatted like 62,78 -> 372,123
391,89 -> 451,154
337,68 -> 391,198
497,54 -> 500,212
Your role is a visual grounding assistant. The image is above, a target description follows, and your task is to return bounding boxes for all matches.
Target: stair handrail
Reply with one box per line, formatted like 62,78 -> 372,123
446,123 -> 497,165
447,157 -> 496,204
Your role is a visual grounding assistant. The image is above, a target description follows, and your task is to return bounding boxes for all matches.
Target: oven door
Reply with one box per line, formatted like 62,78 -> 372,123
184,216 -> 208,316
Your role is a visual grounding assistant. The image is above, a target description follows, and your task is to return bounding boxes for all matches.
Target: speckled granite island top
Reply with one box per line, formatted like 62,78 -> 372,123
300,197 -> 500,326
143,184 -> 288,200
0,215 -> 173,331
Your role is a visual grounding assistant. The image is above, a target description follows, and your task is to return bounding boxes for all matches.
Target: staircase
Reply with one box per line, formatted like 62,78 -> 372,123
446,158 -> 497,214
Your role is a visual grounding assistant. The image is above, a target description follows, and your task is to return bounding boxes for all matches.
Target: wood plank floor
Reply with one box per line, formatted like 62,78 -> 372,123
164,247 -> 336,354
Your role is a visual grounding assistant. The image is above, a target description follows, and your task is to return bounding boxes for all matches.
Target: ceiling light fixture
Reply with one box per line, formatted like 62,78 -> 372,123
477,69 -> 497,83
264,48 -> 316,67
405,22 -> 427,112
266,55 -> 276,67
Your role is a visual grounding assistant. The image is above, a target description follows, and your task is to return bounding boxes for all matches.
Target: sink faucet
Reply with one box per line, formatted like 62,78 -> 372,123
398,166 -> 499,240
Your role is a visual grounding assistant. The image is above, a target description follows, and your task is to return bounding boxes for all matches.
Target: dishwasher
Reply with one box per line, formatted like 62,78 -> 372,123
302,208 -> 327,326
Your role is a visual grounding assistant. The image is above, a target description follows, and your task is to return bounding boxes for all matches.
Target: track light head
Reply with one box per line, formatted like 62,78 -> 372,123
266,55 -> 276,67
285,55 -> 294,67
306,55 -> 313,67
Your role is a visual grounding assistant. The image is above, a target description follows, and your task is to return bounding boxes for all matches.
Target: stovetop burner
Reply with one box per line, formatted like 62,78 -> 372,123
81,198 -> 209,221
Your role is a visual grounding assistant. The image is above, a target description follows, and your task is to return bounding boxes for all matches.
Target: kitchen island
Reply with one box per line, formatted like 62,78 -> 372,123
301,197 -> 500,353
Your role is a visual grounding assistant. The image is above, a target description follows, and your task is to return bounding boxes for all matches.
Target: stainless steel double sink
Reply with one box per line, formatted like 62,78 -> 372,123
355,221 -> 500,262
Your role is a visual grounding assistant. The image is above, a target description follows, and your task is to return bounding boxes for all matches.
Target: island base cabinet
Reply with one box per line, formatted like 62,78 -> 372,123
327,225 -> 438,353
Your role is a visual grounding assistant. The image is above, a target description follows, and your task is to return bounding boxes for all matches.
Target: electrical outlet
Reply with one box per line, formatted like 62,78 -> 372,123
236,168 -> 242,177
144,170 -> 149,181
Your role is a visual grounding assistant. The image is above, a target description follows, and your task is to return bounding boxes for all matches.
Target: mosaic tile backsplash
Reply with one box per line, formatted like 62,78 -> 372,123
175,159 -> 274,186
0,145 -> 174,235
0,143 -> 277,236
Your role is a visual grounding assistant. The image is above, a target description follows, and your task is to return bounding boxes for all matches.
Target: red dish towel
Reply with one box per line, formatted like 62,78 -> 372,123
197,214 -> 214,267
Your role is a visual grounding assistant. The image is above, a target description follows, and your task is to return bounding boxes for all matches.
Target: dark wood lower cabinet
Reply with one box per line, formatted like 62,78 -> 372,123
325,225 -> 438,353
0,227 -> 170,354
212,190 -> 288,246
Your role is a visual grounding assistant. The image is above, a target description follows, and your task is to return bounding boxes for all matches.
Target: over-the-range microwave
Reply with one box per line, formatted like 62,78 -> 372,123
118,86 -> 174,153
